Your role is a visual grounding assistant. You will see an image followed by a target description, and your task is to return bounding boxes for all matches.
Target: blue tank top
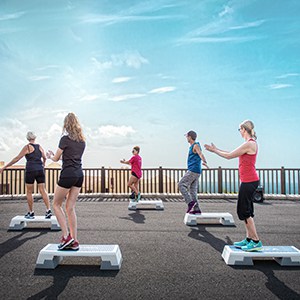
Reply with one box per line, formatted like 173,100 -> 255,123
25,144 -> 44,172
187,142 -> 202,174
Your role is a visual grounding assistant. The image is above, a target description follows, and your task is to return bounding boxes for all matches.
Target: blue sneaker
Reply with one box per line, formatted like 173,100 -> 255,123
233,238 -> 249,249
136,192 -> 141,202
241,240 -> 263,252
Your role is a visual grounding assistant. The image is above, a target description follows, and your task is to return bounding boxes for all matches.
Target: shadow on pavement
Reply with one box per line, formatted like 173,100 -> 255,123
189,227 -> 300,299
232,262 -> 300,300
119,211 -> 146,224
29,266 -> 119,300
0,229 -> 48,259
187,226 -> 233,253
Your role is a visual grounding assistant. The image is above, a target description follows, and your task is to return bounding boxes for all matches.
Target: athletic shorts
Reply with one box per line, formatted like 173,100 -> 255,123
237,180 -> 259,220
131,172 -> 139,179
58,176 -> 84,189
25,170 -> 45,184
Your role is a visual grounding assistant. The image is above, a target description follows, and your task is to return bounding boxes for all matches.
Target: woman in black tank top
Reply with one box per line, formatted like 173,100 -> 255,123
0,131 -> 51,219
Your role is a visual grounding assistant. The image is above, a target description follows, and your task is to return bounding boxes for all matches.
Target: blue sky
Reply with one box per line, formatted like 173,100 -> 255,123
0,0 -> 299,168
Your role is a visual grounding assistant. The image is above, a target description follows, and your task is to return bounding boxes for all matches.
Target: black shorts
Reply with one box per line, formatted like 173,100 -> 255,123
58,176 -> 84,189
131,172 -> 139,178
237,180 -> 259,220
25,170 -> 45,184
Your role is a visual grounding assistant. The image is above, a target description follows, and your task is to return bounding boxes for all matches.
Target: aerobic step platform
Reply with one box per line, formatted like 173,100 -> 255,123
128,199 -> 164,210
9,216 -> 60,231
184,212 -> 235,226
222,245 -> 300,266
36,244 -> 123,270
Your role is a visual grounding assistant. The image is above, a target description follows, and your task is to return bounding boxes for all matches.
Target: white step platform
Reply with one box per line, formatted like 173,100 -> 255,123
222,245 -> 300,266
9,216 -> 60,231
36,244 -> 123,270
128,200 -> 164,210
184,212 -> 235,226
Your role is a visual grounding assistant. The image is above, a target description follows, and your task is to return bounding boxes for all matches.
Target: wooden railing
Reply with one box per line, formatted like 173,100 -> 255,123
0,167 -> 299,196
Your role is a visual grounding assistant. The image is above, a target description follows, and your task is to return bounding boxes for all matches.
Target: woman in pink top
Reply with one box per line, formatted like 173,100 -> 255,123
120,146 -> 142,201
205,120 -> 262,252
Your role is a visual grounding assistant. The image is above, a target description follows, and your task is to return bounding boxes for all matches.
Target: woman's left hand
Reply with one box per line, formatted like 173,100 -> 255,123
46,150 -> 54,159
204,143 -> 216,152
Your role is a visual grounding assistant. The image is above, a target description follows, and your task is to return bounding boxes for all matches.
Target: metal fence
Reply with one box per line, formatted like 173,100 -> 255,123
0,166 -> 299,196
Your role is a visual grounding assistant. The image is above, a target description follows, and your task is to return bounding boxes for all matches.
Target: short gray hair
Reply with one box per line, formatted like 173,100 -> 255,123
26,131 -> 36,141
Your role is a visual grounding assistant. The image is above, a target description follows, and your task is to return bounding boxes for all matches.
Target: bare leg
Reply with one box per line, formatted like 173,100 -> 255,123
245,217 -> 259,240
38,183 -> 50,210
26,184 -> 34,212
53,185 -> 70,238
127,176 -> 139,194
65,186 -> 80,241
133,179 -> 140,194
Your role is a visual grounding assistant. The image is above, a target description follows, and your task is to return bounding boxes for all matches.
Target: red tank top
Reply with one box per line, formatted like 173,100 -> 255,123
239,139 -> 259,183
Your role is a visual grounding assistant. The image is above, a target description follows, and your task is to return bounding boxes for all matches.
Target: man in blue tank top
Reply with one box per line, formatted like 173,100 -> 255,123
179,130 -> 208,214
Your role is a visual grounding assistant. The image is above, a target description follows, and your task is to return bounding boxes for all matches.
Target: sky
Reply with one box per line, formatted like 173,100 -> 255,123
0,0 -> 300,169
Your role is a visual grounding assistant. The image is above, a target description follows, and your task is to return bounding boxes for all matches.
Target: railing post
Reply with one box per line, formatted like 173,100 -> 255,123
158,166 -> 163,193
281,166 -> 286,195
218,166 -> 223,194
101,166 -> 106,193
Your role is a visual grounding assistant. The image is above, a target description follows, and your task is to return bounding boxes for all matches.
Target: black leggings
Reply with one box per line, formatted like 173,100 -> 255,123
237,180 -> 259,220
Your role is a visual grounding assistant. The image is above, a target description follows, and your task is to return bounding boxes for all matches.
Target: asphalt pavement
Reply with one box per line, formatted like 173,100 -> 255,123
0,197 -> 300,300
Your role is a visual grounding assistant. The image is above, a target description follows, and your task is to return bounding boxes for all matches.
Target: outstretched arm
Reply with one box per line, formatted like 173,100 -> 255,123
204,142 -> 250,160
0,145 -> 28,173
47,148 -> 63,162
120,159 -> 131,165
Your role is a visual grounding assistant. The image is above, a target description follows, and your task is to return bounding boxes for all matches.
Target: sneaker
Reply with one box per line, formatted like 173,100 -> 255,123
186,201 -> 196,213
65,240 -> 79,251
233,238 -> 249,249
241,240 -> 263,252
58,234 -> 74,250
136,192 -> 141,202
45,209 -> 52,219
189,207 -> 202,214
25,211 -> 35,219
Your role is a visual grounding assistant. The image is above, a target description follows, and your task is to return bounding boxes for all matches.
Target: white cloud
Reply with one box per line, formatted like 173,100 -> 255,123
0,12 -> 25,21
110,93 -> 145,102
80,94 -> 100,102
28,75 -> 51,81
55,111 -> 69,120
180,36 -> 260,44
36,65 -> 60,71
47,123 -> 62,135
112,77 -> 132,83
0,118 -> 28,153
91,57 -> 113,69
148,86 -> 176,94
268,84 -> 292,90
219,5 -> 234,17
92,51 -> 149,70
179,1 -> 265,46
0,139 -> 10,151
98,125 -> 136,138
229,20 -> 266,30
276,73 -> 299,79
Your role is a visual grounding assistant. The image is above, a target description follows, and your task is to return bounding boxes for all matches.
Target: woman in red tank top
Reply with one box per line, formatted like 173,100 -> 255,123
204,120 -> 262,252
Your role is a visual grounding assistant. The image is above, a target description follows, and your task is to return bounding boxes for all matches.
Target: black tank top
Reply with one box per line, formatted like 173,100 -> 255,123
25,144 -> 44,172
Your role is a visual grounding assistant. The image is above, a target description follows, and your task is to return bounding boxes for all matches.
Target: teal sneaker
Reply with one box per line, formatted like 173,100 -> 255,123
136,192 -> 141,202
241,240 -> 263,252
233,238 -> 249,249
